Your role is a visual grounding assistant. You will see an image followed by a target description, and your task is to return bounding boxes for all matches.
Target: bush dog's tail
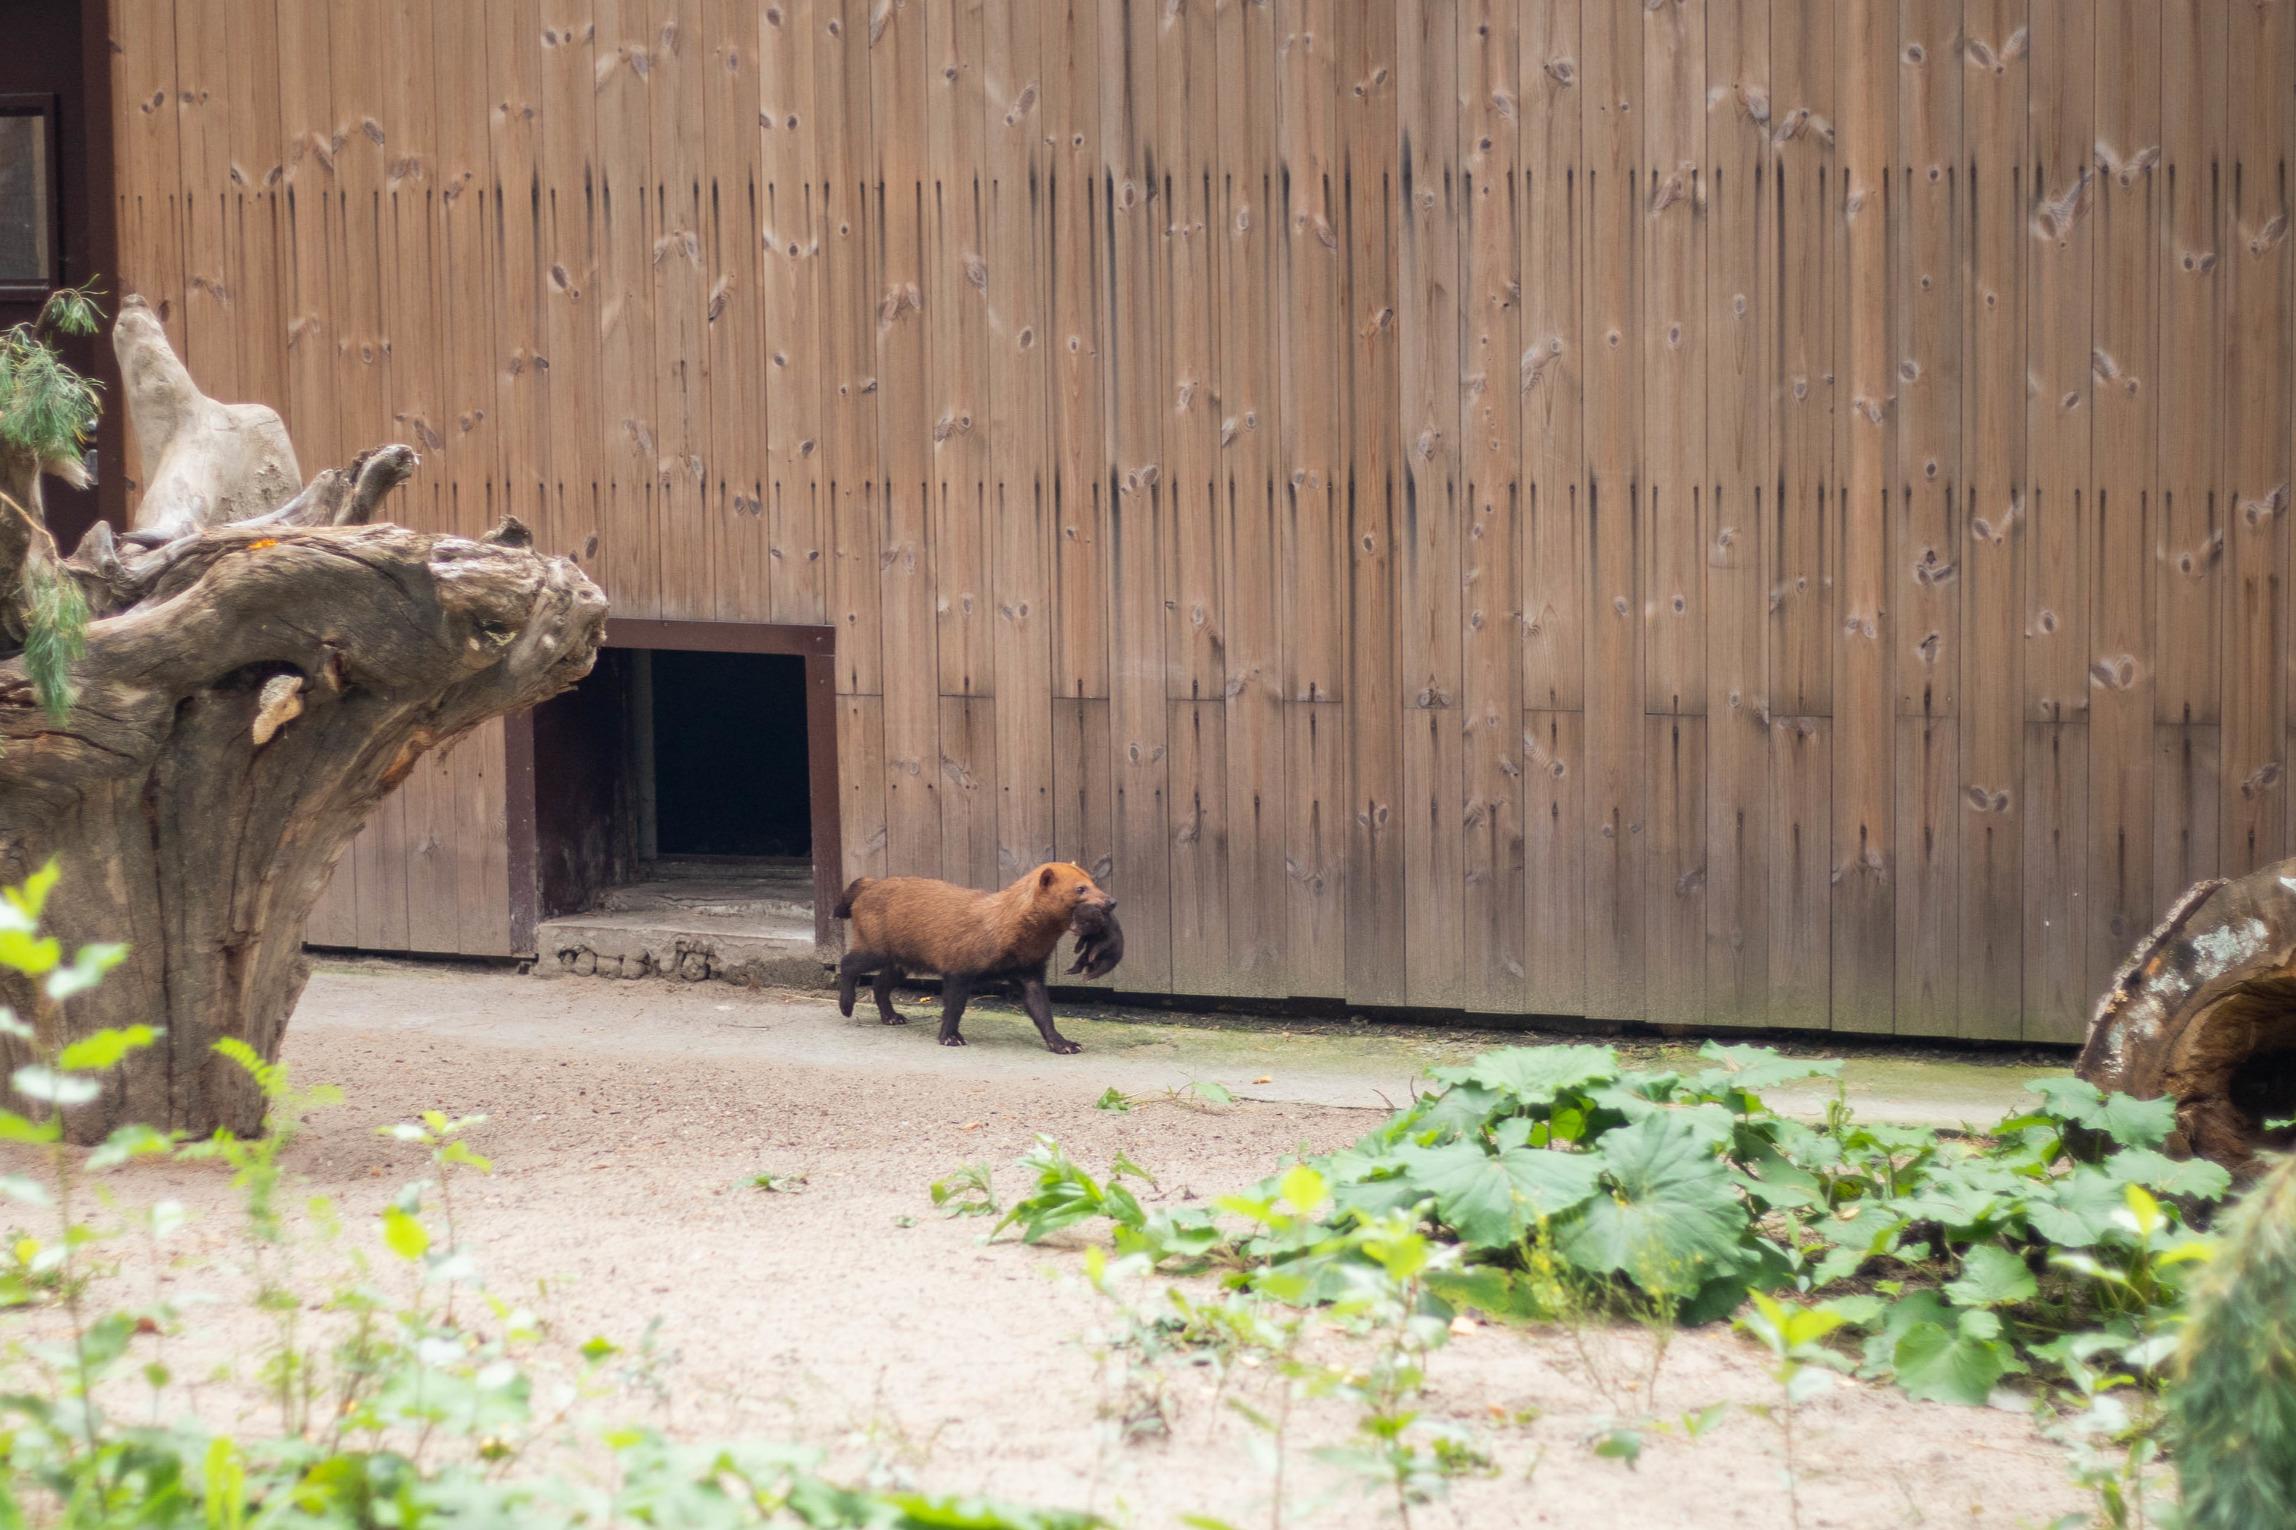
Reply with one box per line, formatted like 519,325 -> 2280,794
831,877 -> 870,920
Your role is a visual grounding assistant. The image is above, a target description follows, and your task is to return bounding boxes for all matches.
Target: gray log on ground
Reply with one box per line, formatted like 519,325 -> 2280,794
0,304 -> 605,1140
2077,857 -> 2296,1174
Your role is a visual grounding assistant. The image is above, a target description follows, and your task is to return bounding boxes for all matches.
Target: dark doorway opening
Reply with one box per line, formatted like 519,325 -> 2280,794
514,621 -> 841,958
646,649 -> 811,860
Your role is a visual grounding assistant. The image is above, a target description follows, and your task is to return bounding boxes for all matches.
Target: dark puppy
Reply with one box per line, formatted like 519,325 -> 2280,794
1065,899 -> 1125,981
833,862 -> 1119,1053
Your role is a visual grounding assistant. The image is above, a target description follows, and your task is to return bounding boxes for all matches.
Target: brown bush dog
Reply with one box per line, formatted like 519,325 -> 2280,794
831,863 -> 1119,1053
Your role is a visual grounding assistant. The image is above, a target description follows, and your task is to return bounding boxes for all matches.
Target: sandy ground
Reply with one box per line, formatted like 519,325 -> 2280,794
4,962 -> 2085,1528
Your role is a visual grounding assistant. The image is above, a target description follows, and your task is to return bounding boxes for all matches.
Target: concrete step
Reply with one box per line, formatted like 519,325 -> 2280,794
535,875 -> 831,988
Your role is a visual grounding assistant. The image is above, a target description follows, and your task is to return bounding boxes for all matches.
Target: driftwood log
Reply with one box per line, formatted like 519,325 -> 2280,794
2077,858 -> 2296,1174
0,297 -> 605,1141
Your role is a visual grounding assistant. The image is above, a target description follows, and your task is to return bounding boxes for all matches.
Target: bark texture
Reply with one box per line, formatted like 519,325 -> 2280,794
0,303 -> 605,1140
2077,858 -> 2296,1174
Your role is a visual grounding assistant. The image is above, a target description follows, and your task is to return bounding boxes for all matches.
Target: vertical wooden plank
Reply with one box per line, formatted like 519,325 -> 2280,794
1277,4 -> 1343,995
1522,709 -> 1586,1016
2156,1 -> 2225,738
929,0 -> 993,698
703,0 -> 768,619
1958,0 -> 2028,1040
1892,0 -> 1961,1032
839,693 -> 890,884
1643,0 -> 1706,718
274,0 -> 338,472
1580,0 -> 1643,1019
1103,0 -> 1172,989
1832,0 -> 1895,1033
381,0 -> 443,531
2222,0 -> 2292,874
487,0 -> 551,550
2156,1 -> 2226,929
2156,720 -> 2222,899
1769,716 -> 1831,1026
175,0 -> 240,396
113,0 -> 189,490
1398,1 -> 1462,1007
819,0 -> 882,693
1459,0 -> 1523,1014
761,0 -> 828,624
649,0 -> 713,617
2090,0 -> 2159,990
1642,0 -> 1707,1027
1047,0 -> 1107,704
1159,0 -> 1229,983
593,0 -> 661,613
2024,0 -> 2094,722
538,2 -> 607,577
1519,0 -> 1583,714
226,0 -> 287,415
1219,0 -> 1287,996
1646,714 -> 1707,1024
331,0 -> 409,952
462,722 -> 516,957
435,0 -> 501,538
1278,2 -> 1344,709
1051,696 -> 1118,987
1771,0 -> 1837,720
1283,702 -> 1347,998
1169,700 -> 1231,992
984,0 -> 1055,880
1161,0 -> 1223,703
938,696 -> 999,889
2020,0 -> 2093,1041
1895,714 -> 1960,1035
1706,0 -> 1771,1026
874,0 -> 943,876
2022,717 -> 2089,1040
1338,0 -> 1403,1007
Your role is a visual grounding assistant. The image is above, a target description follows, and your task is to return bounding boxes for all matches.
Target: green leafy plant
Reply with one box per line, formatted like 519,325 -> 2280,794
1737,1291 -> 1855,1528
749,1169 -> 809,1193
929,1161 -> 1000,1219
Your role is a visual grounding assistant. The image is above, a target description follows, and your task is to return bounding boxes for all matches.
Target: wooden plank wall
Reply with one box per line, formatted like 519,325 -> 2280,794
104,0 -> 2296,1043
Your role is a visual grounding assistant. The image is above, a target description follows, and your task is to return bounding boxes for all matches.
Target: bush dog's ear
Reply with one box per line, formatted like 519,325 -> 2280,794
1039,865 -> 1057,888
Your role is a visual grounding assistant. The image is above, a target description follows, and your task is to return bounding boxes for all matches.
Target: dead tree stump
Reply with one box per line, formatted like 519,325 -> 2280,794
2077,859 -> 2296,1173
0,298 -> 605,1140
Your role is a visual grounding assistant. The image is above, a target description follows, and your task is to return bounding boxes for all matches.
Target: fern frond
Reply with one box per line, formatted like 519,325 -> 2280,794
21,562 -> 87,722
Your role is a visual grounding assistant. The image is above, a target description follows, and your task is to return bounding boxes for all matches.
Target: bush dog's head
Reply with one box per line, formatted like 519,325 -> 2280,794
1032,861 -> 1116,918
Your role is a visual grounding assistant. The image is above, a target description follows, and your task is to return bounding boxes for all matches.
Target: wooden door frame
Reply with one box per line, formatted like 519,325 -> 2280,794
506,618 -> 842,954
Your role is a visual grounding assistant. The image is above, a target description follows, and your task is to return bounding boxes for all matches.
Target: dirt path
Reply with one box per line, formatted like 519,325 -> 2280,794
13,964 -> 2083,1527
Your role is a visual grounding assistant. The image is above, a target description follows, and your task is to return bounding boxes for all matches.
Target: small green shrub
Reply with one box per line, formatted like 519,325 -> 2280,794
2169,1152 -> 2296,1529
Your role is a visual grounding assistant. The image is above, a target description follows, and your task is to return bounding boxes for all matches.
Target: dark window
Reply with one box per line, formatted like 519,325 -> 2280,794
0,99 -> 56,289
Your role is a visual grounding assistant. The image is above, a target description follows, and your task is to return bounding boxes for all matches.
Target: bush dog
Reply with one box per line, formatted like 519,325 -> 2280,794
832,862 -> 1120,1053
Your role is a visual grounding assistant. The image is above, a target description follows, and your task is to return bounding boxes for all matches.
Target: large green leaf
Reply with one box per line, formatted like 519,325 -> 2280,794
2102,1147 -> 2233,1203
1430,1045 -> 1620,1106
2029,1076 -> 2176,1149
1943,1244 -> 2038,1309
1554,1112 -> 1749,1296
2026,1166 -> 2129,1248
1409,1082 -> 1503,1144
1391,1140 -> 1602,1250
1892,1311 -> 2012,1405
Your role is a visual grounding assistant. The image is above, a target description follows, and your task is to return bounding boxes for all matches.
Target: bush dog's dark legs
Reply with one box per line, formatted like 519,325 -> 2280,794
937,975 -> 975,1047
836,950 -> 878,1017
1019,971 -> 1081,1054
872,965 -> 906,1024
